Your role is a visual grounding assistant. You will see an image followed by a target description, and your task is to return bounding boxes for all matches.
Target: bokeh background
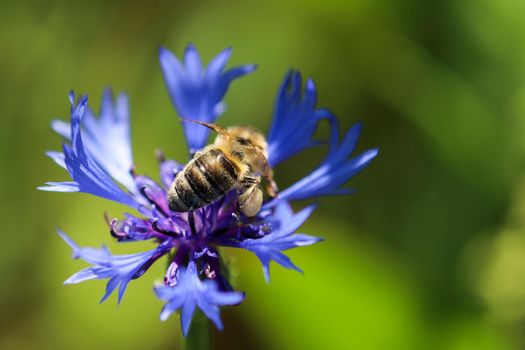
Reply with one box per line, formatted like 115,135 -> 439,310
2,0 -> 525,349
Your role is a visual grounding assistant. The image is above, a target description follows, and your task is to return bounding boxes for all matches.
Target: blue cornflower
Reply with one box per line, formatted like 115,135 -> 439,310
40,44 -> 377,336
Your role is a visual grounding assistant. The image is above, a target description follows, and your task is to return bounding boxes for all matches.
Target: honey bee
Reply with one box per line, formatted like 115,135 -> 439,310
168,120 -> 278,217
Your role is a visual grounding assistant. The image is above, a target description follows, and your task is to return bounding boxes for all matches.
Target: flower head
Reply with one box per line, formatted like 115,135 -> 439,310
41,44 -> 377,336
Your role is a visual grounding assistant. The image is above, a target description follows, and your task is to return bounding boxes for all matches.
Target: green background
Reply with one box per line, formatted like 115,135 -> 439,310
2,0 -> 525,349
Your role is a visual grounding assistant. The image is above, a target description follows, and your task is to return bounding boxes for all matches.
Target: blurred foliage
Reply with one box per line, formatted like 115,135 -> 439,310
1,0 -> 525,349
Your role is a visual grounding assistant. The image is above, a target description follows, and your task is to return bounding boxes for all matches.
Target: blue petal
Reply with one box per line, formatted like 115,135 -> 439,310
40,92 -> 138,208
45,151 -> 66,169
181,298 -> 197,336
133,175 -> 171,216
58,230 -> 171,304
155,261 -> 244,336
109,214 -> 167,242
267,71 -> 337,167
159,44 -> 256,154
51,89 -> 136,192
225,202 -> 321,282
51,120 -> 70,139
276,123 -> 378,202
158,157 -> 184,189
269,201 -> 317,237
38,181 -> 78,192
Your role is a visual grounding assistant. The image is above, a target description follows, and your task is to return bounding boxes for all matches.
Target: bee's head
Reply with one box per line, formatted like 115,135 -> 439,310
223,126 -> 267,154
181,119 -> 270,172
217,125 -> 270,175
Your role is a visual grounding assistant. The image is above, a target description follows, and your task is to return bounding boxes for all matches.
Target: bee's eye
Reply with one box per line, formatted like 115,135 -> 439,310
236,137 -> 252,146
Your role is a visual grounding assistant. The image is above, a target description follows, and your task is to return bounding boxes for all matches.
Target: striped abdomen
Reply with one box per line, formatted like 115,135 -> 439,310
168,149 -> 240,211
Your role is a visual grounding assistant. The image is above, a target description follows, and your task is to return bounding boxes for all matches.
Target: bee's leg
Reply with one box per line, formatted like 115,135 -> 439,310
253,154 -> 279,197
264,169 -> 279,198
246,149 -> 279,198
258,154 -> 279,198
241,175 -> 260,187
238,176 -> 263,217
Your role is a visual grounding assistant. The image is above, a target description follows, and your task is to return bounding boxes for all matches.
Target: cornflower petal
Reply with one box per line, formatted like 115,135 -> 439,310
58,230 -> 171,303
277,123 -> 379,201
133,176 -> 171,217
109,214 -> 166,242
39,92 -> 138,208
224,202 -> 321,282
159,44 -> 256,154
267,70 -> 337,167
45,151 -> 66,168
51,89 -> 136,192
155,261 -> 244,335
158,157 -> 184,189
40,181 -> 79,192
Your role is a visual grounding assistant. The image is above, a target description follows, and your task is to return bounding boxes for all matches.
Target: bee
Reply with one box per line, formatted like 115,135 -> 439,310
168,120 -> 278,217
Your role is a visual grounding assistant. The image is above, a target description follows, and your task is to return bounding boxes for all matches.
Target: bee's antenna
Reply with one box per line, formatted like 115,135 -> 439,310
179,117 -> 229,137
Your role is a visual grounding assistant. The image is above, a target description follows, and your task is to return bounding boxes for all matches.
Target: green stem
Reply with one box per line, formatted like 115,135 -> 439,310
184,309 -> 211,350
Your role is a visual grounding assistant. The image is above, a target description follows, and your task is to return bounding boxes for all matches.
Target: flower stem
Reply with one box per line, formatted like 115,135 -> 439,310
184,309 -> 211,350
